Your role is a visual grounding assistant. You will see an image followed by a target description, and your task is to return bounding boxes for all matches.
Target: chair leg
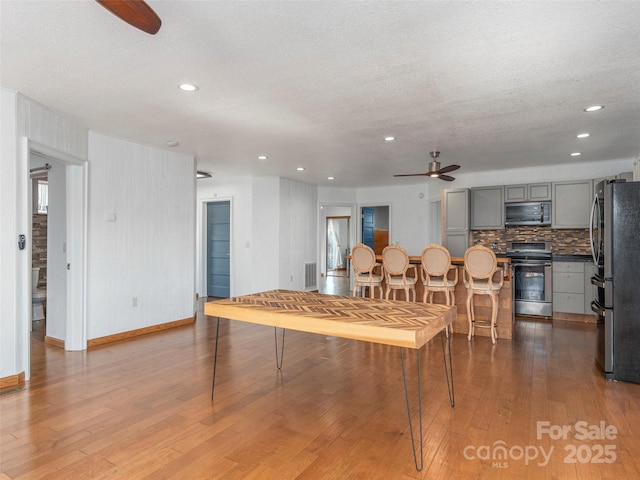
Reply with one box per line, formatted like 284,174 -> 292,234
422,288 -> 428,303
491,294 -> 499,344
466,292 -> 473,341
352,283 -> 358,297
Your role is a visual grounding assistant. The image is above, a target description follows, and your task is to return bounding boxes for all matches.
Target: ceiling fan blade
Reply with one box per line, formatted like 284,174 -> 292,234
96,0 -> 162,35
439,174 -> 456,182
393,173 -> 429,177
437,164 -> 460,175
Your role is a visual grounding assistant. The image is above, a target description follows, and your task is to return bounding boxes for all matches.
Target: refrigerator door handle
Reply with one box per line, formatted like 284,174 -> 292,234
591,300 -> 605,317
591,275 -> 605,288
589,192 -> 600,265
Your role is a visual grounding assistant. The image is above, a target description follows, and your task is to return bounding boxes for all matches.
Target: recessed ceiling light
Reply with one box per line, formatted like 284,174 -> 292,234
179,83 -> 199,92
576,133 -> 590,138
384,136 -> 395,142
166,140 -> 179,147
584,105 -> 603,112
257,155 -> 268,160
297,167 -> 305,171
570,152 -> 581,157
328,176 -> 334,180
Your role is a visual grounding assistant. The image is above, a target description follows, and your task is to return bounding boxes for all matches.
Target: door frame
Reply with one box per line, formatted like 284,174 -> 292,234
357,203 -> 392,251
318,203 -> 356,278
199,197 -> 233,298
325,215 -> 350,276
21,138 -> 87,377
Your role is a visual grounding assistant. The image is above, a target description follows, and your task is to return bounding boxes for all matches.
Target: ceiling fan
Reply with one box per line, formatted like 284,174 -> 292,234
96,0 -> 162,35
394,151 -> 460,181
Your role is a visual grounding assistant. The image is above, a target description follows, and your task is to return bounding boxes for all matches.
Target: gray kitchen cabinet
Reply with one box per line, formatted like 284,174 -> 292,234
551,180 -> 592,229
505,182 -> 551,202
553,261 -> 585,314
471,185 -> 504,230
443,231 -> 470,258
616,171 -> 633,181
443,188 -> 469,257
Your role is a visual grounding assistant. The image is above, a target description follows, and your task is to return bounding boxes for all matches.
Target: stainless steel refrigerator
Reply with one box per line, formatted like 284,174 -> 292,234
590,179 -> 640,383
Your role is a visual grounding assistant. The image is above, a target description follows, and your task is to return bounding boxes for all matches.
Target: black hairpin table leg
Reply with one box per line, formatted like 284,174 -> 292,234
274,327 -> 286,369
441,328 -> 455,407
211,317 -> 221,401
401,348 -> 424,472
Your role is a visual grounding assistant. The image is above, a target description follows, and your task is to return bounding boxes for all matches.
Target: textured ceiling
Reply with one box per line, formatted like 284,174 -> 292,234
1,1 -> 639,187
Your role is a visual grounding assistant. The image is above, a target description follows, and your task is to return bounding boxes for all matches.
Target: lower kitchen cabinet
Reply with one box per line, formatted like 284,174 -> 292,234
553,261 -> 596,315
553,261 -> 585,314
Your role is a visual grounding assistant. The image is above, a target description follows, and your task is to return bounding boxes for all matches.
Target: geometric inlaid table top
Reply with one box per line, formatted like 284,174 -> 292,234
204,289 -> 456,349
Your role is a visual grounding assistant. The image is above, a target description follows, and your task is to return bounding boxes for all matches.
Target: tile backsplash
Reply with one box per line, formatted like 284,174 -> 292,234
471,226 -> 591,255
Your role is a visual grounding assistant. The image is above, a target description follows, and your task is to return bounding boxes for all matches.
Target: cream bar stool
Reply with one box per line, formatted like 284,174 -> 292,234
351,243 -> 384,298
420,244 -> 458,306
463,245 -> 504,344
382,245 -> 417,301
420,244 -> 458,336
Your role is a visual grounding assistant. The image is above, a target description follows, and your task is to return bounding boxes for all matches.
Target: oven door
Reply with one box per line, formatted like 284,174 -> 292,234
512,261 -> 553,316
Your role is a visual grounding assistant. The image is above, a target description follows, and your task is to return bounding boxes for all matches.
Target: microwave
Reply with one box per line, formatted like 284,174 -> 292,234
505,201 -> 551,226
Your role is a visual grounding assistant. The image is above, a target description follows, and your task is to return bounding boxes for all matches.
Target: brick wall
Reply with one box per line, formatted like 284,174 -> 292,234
471,226 -> 590,255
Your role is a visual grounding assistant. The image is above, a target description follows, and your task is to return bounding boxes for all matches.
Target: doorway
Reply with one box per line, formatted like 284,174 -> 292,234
206,201 -> 231,298
22,139 -> 87,379
326,216 -> 350,277
359,205 -> 390,255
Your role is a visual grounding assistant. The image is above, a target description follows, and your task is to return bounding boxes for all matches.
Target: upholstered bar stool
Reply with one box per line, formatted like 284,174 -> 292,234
420,244 -> 458,306
382,245 -> 417,301
463,245 -> 504,344
351,243 -> 384,298
420,244 -> 458,335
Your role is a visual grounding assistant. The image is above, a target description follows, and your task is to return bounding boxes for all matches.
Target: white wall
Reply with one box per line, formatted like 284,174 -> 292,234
197,176 -> 317,296
356,183 -> 431,256
279,178 -> 318,290
196,175 -> 274,297
0,90 -> 20,379
1,90 -> 88,379
251,176 -> 281,293
87,133 -> 196,339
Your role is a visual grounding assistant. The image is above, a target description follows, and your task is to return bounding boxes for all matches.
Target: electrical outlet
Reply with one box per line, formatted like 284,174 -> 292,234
132,297 -> 138,307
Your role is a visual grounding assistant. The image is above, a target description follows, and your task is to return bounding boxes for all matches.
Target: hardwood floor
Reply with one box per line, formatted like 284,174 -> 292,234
2,294 -> 640,479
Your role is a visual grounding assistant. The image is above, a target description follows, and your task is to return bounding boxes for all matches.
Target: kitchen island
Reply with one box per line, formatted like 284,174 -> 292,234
352,254 -> 514,340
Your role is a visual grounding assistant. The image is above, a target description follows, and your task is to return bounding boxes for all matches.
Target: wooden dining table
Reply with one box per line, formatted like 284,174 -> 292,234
204,289 -> 456,471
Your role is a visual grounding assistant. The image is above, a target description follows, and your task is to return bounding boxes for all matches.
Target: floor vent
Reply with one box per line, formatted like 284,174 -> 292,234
304,262 -> 317,290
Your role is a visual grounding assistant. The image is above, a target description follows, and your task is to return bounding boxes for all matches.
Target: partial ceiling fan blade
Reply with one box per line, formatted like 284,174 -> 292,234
439,174 -> 456,182
437,164 -> 460,175
96,0 -> 162,35
393,173 -> 429,177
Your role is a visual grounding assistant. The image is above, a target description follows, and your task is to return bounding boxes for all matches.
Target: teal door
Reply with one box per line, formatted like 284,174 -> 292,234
362,207 -> 375,250
207,201 -> 230,298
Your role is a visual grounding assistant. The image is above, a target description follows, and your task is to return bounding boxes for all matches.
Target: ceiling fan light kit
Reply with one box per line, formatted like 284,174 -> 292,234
394,150 -> 460,181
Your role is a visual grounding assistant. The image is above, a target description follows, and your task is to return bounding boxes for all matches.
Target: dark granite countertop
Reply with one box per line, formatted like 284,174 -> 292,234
552,254 -> 593,262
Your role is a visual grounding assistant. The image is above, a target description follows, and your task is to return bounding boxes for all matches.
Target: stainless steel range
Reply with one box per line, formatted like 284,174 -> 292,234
506,241 -> 553,317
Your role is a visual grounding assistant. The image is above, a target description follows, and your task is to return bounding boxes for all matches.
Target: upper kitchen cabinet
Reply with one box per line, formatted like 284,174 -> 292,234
471,186 -> 504,230
505,183 -> 551,202
552,180 -> 592,229
443,188 -> 470,257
